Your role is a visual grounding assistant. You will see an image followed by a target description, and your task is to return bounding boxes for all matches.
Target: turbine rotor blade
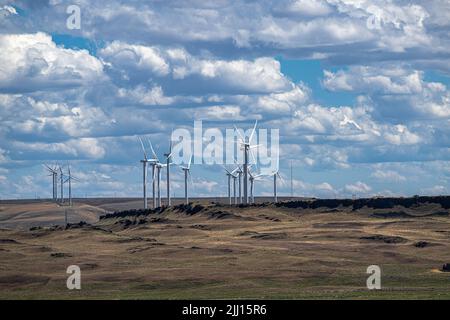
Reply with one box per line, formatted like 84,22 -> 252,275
233,125 -> 245,144
277,173 -> 286,186
187,154 -> 192,169
221,164 -> 232,175
231,167 -> 240,175
138,137 -> 148,160
147,138 -> 159,162
249,120 -> 258,143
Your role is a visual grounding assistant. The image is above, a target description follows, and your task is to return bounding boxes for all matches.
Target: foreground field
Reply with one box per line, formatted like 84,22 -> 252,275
1,197 -> 450,299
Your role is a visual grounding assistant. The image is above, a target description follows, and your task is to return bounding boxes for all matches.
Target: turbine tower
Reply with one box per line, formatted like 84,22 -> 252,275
235,121 -> 259,205
232,174 -> 237,204
248,170 -> 263,204
64,163 -> 78,207
226,172 -> 232,205
138,137 -> 157,209
139,137 -> 149,209
59,166 -> 64,204
234,164 -> 243,204
232,166 -> 241,204
180,155 -> 193,205
44,164 -> 58,201
271,170 -> 282,203
163,139 -> 173,206
147,138 -> 159,209
156,163 -> 166,207
271,157 -> 282,203
223,166 -> 237,205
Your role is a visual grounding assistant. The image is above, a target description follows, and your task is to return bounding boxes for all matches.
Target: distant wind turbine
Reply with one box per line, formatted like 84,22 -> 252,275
44,164 -> 58,202
64,163 -> 79,207
180,154 -> 193,204
163,138 -> 173,206
157,163 -> 163,207
147,138 -> 161,209
235,120 -> 259,205
149,142 -> 166,208
233,163 -> 243,204
271,169 -> 283,203
232,174 -> 237,204
59,165 -> 64,204
223,166 -> 237,205
138,137 -> 157,209
248,169 -> 264,204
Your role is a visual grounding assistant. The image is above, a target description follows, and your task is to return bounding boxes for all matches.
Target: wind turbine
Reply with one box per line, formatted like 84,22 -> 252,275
223,166 -> 237,205
235,120 -> 259,205
156,163 -> 166,207
59,165 -> 64,204
271,169 -> 283,203
163,138 -> 173,206
138,137 -> 157,209
248,169 -> 264,204
44,164 -> 58,201
147,138 -> 161,209
234,164 -> 243,204
149,146 -> 167,208
180,155 -> 193,205
64,163 -> 78,207
232,173 -> 237,204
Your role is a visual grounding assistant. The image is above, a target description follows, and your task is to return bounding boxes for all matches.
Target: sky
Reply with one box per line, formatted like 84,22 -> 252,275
0,0 -> 450,199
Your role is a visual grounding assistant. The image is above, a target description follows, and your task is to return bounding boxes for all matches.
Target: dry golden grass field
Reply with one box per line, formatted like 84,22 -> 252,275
1,197 -> 450,299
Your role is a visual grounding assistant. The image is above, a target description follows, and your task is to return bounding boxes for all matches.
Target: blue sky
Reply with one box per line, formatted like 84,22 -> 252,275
0,0 -> 449,199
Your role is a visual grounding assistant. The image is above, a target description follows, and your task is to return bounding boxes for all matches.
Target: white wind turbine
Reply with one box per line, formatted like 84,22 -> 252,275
248,166 -> 264,204
64,163 -> 79,207
234,163 -> 243,204
44,164 -> 58,202
59,165 -> 64,204
271,165 -> 283,203
163,138 -> 173,206
138,137 -> 157,209
223,166 -> 238,205
231,166 -> 241,204
147,140 -> 166,208
156,162 -> 165,207
147,138 -> 161,209
232,172 -> 237,204
180,154 -> 193,205
234,120 -> 259,205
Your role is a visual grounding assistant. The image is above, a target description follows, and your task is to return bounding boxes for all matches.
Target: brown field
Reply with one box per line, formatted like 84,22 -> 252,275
1,197 -> 450,299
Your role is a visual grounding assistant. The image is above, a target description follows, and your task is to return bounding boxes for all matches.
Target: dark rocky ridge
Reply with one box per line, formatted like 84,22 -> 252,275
275,196 -> 450,211
99,196 -> 450,221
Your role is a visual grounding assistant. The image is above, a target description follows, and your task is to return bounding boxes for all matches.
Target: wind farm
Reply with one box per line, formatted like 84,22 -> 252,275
131,121 -> 283,210
1,122 -> 450,300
